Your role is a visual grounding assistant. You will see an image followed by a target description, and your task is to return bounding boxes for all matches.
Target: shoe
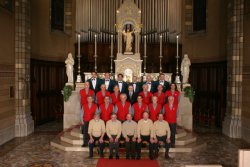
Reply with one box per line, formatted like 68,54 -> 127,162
109,155 -> 113,159
136,156 -> 141,160
81,144 -> 87,147
88,155 -> 93,158
149,155 -> 154,160
165,154 -> 170,159
116,155 -> 120,159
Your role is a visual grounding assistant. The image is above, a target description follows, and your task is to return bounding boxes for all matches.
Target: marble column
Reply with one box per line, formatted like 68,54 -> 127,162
14,0 -> 34,137
223,0 -> 244,138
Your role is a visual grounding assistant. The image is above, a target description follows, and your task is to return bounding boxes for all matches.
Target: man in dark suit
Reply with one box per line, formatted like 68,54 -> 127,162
116,73 -> 128,94
103,72 -> 116,93
129,76 -> 142,94
156,73 -> 170,93
87,72 -> 102,93
127,85 -> 138,105
143,74 -> 156,93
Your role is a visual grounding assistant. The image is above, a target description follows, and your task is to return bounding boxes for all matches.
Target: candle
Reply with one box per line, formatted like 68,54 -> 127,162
176,35 -> 179,59
95,34 -> 97,55
111,35 -> 113,73
160,35 -> 163,73
144,36 -> 147,75
78,34 -> 80,58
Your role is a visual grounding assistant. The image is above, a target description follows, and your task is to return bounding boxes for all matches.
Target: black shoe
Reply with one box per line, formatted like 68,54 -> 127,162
81,144 -> 87,147
165,154 -> 170,159
88,155 -> 93,158
149,155 -> 154,160
109,155 -> 113,159
116,155 -> 120,159
136,156 -> 141,160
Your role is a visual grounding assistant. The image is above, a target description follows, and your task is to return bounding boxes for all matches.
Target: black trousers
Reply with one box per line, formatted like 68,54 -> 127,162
109,135 -> 119,156
125,135 -> 136,158
82,121 -> 89,146
169,123 -> 176,146
89,136 -> 105,156
137,135 -> 154,157
156,135 -> 171,154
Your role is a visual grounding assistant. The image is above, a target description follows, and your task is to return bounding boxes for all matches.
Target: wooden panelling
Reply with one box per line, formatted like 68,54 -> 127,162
30,59 -> 66,126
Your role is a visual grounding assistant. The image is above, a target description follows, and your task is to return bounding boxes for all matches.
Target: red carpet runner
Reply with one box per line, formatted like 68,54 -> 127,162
96,158 -> 159,167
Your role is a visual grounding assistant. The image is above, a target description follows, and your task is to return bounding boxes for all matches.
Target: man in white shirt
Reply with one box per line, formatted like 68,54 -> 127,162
116,73 -> 128,94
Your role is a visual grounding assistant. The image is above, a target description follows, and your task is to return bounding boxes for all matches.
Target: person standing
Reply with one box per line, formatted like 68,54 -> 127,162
103,72 -> 116,93
114,94 -> 132,122
99,96 -> 114,123
163,96 -> 177,148
156,73 -> 170,93
143,74 -> 156,93
139,84 -> 153,105
87,72 -> 102,93
148,96 -> 162,122
153,113 -> 171,159
165,83 -> 180,106
96,84 -> 111,106
110,85 -> 120,105
116,73 -> 128,94
153,84 -> 166,106
122,113 -> 137,159
127,85 -> 138,105
79,82 -> 95,106
81,95 -> 99,147
88,113 -> 106,158
137,112 -> 155,160
106,113 -> 122,159
129,76 -> 142,94
132,95 -> 147,122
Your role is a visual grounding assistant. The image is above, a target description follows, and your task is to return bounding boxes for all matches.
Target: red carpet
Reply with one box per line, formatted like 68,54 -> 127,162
96,158 -> 159,167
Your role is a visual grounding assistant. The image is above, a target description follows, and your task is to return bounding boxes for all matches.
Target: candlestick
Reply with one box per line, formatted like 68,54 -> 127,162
159,35 -> 163,73
175,35 -> 181,83
110,35 -> 114,74
94,34 -> 97,72
76,33 -> 82,83
143,36 -> 147,76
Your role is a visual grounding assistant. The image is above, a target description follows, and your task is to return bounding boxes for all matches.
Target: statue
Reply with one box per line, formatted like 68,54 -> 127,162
122,28 -> 134,53
181,54 -> 191,83
65,53 -> 74,83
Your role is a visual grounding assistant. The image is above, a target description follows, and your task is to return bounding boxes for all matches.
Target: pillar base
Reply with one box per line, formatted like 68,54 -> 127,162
15,115 -> 34,137
223,114 -> 241,138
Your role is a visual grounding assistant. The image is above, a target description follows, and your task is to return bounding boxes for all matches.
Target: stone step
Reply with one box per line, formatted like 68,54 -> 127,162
175,133 -> 197,146
60,132 -> 83,145
70,127 -> 188,139
51,137 -> 206,153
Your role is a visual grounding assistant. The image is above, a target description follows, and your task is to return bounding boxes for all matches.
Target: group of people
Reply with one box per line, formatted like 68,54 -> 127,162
79,72 -> 180,160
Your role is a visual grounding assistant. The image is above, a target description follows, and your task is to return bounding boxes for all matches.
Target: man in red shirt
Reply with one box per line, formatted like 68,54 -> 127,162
114,93 -> 132,122
153,84 -> 166,106
110,85 -> 120,105
162,96 -> 177,148
81,95 -> 99,147
165,83 -> 180,106
96,84 -> 111,106
132,95 -> 147,122
99,96 -> 114,123
139,84 -> 153,105
148,96 -> 162,122
79,82 -> 95,106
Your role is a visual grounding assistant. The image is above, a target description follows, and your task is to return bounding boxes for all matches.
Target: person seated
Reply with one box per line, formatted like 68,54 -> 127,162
163,96 -> 177,148
129,76 -> 142,94
165,83 -> 180,107
143,74 -> 156,93
148,96 -> 162,122
153,113 -> 171,159
79,82 -> 95,106
103,72 -> 116,93
106,113 -> 122,159
156,73 -> 170,93
81,95 -> 99,147
95,84 -> 110,106
110,85 -> 120,105
99,96 -> 114,123
153,84 -> 166,106
87,71 -> 102,93
132,95 -> 147,122
136,112 -> 155,160
88,113 -> 105,158
127,85 -> 138,105
116,73 -> 128,94
114,93 -> 132,122
139,84 -> 153,105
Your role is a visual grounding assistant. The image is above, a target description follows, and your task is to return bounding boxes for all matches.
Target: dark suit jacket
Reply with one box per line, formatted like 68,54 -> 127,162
129,82 -> 142,94
87,78 -> 102,93
126,92 -> 138,105
102,79 -> 116,93
143,81 -> 157,93
115,81 -> 128,94
156,80 -> 171,92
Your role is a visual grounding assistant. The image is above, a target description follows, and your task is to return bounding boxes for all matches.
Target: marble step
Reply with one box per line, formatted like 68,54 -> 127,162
70,127 -> 188,139
51,137 -> 206,153
175,134 -> 197,146
60,132 -> 83,145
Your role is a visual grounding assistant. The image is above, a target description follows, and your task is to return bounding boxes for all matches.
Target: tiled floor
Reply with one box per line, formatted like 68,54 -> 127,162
0,122 -> 249,167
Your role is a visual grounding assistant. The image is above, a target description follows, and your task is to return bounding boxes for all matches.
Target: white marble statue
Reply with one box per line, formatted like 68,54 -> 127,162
122,29 -> 134,53
65,53 -> 74,83
181,54 -> 191,83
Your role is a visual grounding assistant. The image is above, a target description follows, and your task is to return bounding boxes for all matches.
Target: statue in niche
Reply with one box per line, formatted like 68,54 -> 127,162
65,53 -> 74,83
123,28 -> 134,53
181,54 -> 191,83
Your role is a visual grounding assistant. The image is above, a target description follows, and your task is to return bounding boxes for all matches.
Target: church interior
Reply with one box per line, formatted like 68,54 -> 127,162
0,0 -> 250,167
